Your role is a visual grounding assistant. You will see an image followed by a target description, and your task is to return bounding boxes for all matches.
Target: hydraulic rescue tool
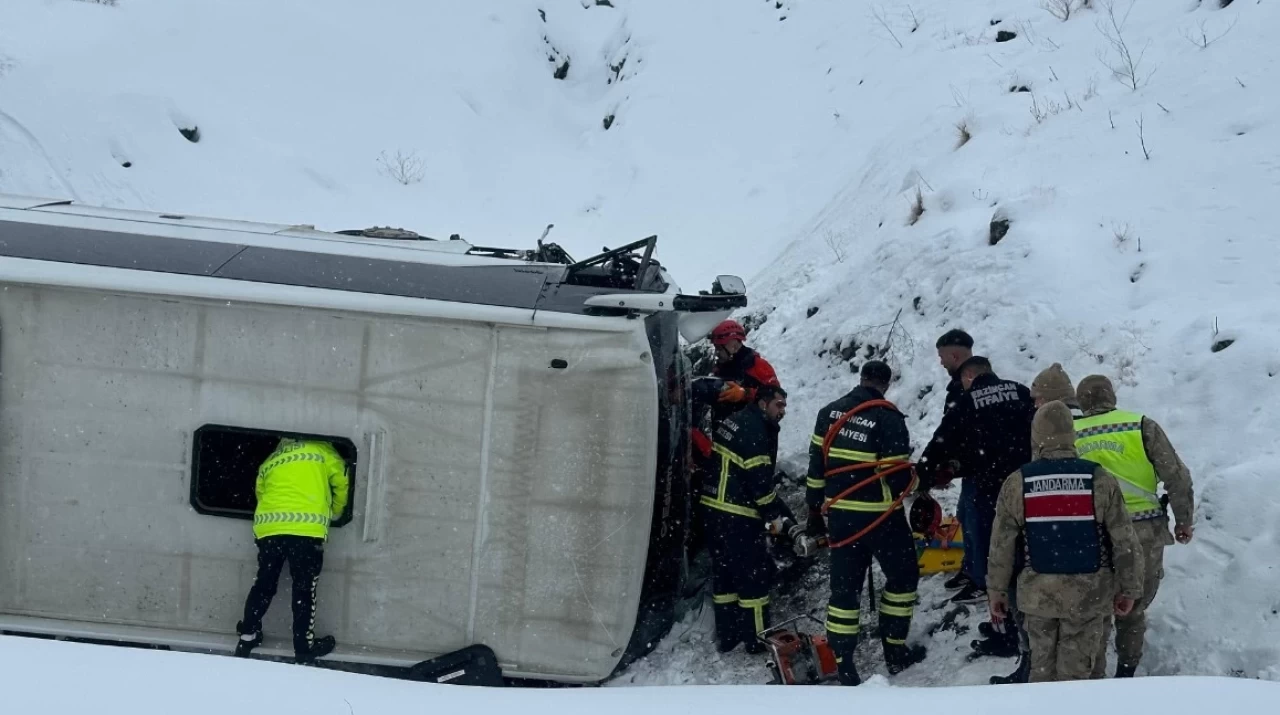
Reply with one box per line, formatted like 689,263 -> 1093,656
759,614 -> 840,685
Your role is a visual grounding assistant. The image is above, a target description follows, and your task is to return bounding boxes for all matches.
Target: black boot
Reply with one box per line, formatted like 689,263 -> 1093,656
949,582 -> 986,604
740,600 -> 771,654
971,624 -> 1020,658
990,653 -> 1031,684
885,642 -> 927,675
836,652 -> 862,686
713,601 -> 743,653
944,572 -> 972,590
234,621 -> 262,658
970,636 -> 1020,658
295,635 -> 336,665
1115,663 -> 1138,678
977,621 -> 1002,639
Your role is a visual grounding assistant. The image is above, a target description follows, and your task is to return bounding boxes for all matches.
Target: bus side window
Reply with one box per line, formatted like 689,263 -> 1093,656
190,425 -> 357,527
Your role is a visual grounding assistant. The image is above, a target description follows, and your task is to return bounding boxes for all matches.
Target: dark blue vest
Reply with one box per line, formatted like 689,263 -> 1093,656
1021,458 -> 1102,575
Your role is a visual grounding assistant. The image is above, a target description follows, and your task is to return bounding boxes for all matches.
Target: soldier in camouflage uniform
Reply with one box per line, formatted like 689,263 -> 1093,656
989,363 -> 1081,685
987,402 -> 1143,683
1076,375 -> 1196,678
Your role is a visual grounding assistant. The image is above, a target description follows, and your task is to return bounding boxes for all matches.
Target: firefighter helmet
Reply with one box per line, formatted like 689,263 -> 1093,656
710,319 -> 747,346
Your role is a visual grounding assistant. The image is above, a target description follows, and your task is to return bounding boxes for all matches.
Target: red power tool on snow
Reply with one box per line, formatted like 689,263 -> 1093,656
758,614 -> 839,685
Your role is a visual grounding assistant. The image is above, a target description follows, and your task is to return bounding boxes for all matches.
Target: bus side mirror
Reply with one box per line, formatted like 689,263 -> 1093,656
712,275 -> 745,296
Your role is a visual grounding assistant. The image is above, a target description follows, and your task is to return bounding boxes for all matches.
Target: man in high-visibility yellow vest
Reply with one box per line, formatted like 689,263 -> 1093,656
1075,375 -> 1195,678
234,438 -> 350,664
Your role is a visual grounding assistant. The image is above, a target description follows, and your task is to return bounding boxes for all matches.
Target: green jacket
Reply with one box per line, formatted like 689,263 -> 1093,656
253,439 -> 350,540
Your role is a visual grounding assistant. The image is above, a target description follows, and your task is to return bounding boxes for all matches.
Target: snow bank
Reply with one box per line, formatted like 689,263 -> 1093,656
736,0 -> 1280,683
0,0 -> 862,289
4,635 -> 1275,714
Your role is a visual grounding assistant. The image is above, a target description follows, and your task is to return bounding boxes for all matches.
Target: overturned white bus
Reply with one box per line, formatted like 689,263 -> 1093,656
0,194 -> 747,683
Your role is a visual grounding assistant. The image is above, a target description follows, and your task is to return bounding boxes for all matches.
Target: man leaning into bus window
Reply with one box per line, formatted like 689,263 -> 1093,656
234,437 -> 349,665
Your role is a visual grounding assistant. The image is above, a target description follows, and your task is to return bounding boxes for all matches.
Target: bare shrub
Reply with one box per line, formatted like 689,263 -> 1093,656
823,229 -> 848,263
1182,16 -> 1238,50
1112,221 -> 1134,248
905,5 -> 921,33
1029,93 -> 1068,123
1041,0 -> 1078,22
1135,114 -> 1151,160
907,187 -> 925,226
871,5 -> 904,48
955,118 -> 973,148
1082,75 -> 1100,100
1096,0 -> 1154,91
377,150 -> 426,185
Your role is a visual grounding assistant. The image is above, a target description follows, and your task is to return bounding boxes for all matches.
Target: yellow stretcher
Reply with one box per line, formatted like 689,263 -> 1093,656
913,516 -> 964,575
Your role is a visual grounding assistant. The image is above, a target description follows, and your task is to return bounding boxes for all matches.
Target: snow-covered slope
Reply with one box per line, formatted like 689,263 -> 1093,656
5,634 -> 1278,714
623,0 -> 1280,687
732,0 -> 1280,684
0,0 -> 859,289
4,0 -> 1278,690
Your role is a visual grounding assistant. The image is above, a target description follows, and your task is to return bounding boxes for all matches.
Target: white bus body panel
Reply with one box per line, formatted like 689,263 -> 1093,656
0,282 -> 658,682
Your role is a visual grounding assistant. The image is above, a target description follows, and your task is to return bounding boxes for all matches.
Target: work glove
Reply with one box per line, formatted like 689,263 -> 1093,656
691,376 -> 725,406
717,381 -> 747,404
766,516 -> 798,539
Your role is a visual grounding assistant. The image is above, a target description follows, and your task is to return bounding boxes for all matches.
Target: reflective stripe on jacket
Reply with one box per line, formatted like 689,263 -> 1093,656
254,439 -> 350,539
699,404 -> 784,522
805,386 -> 913,513
1021,457 -> 1103,575
1074,410 -> 1161,520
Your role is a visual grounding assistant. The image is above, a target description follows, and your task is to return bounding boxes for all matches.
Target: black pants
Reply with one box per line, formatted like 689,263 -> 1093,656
825,509 -> 919,656
703,508 -> 775,647
240,535 -> 325,656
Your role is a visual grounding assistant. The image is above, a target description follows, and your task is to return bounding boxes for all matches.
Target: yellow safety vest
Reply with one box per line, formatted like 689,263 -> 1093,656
1074,410 -> 1162,520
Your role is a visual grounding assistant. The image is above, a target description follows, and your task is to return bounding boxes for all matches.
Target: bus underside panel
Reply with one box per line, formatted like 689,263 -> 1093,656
0,283 -> 660,682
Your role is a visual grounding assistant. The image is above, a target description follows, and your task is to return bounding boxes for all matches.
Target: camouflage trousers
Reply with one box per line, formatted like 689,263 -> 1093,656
1092,521 -> 1168,677
1025,614 -> 1107,682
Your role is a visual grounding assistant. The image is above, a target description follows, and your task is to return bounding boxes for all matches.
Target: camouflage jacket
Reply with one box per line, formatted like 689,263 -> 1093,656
988,446 -> 1143,619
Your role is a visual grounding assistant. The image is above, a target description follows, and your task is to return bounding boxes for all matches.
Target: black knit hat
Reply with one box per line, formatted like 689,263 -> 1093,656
935,329 -> 974,349
861,360 -> 893,385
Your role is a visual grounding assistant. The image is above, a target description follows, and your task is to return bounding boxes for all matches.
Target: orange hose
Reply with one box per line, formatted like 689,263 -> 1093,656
817,399 -> 918,549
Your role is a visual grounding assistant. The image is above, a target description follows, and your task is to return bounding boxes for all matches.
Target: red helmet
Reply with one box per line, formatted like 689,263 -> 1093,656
710,319 -> 747,346
909,493 -> 943,539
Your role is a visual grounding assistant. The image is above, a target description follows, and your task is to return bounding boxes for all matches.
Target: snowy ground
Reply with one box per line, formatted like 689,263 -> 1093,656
5,634 -> 1277,713
4,0 -> 1279,693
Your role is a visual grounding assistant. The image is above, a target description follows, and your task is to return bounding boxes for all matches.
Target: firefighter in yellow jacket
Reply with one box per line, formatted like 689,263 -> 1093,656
235,438 -> 349,664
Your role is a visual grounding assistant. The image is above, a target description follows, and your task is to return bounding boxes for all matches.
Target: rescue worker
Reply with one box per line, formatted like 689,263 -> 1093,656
935,329 -> 975,414
933,330 -> 979,594
709,319 -> 781,425
991,362 -> 1081,684
805,361 -> 926,685
919,356 -> 1035,613
700,385 -> 791,654
1076,375 -> 1195,679
987,401 -> 1143,683
235,437 -> 350,664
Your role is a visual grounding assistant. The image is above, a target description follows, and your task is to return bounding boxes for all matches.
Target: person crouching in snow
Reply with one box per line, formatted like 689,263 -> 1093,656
986,401 -> 1143,683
